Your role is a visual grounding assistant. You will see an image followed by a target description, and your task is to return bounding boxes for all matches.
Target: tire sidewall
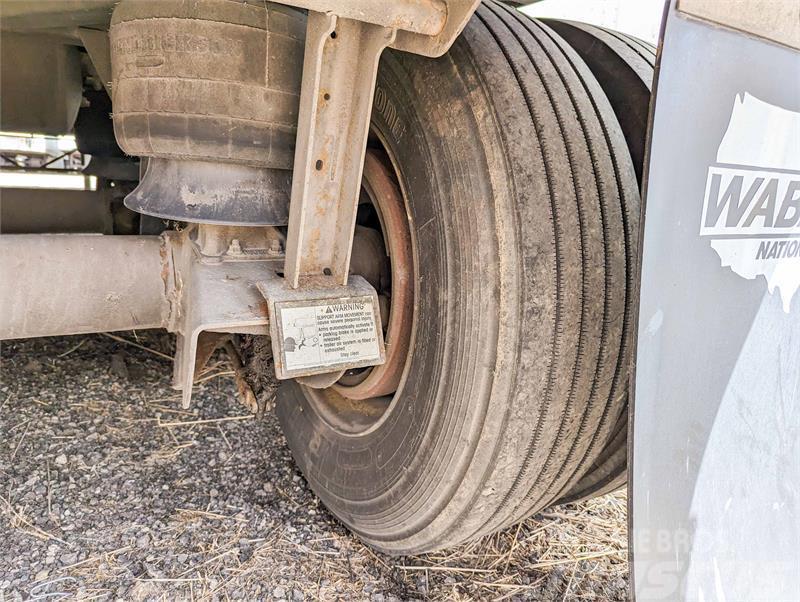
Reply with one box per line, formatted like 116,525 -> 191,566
277,47 -> 506,542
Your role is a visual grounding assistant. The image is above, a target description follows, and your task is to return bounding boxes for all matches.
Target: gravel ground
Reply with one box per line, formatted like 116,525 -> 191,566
0,332 -> 628,601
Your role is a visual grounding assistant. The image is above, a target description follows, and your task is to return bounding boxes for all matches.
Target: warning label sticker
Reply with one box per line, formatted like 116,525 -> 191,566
277,298 -> 382,372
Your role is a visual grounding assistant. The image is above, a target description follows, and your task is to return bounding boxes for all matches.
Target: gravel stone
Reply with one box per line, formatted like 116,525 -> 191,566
0,333 -> 628,600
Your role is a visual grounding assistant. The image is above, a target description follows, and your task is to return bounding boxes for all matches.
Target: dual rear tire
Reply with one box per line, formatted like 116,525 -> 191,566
275,2 -> 649,553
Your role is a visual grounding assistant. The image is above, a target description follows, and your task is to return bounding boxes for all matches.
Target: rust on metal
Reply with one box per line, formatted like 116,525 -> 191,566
283,0 -> 447,37
333,150 -> 414,400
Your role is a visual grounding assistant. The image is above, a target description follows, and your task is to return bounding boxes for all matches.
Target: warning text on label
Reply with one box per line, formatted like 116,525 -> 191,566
278,298 -> 381,372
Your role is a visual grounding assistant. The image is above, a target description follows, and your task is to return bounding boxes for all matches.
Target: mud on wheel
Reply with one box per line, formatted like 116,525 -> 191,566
245,1 -> 642,554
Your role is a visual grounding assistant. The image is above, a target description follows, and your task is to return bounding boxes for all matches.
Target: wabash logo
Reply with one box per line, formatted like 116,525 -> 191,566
700,93 -> 800,312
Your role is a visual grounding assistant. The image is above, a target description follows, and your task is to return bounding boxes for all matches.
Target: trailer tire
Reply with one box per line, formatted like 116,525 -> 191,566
540,20 -> 656,504
275,1 -> 639,554
542,19 -> 656,185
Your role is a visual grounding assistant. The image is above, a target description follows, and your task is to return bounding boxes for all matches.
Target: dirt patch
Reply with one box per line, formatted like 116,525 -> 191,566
0,332 -> 627,600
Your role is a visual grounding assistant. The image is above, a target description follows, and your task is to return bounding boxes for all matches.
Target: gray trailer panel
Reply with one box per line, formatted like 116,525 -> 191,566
632,2 -> 800,599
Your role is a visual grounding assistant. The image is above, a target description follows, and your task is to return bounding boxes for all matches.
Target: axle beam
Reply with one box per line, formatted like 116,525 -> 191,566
0,234 -> 169,339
